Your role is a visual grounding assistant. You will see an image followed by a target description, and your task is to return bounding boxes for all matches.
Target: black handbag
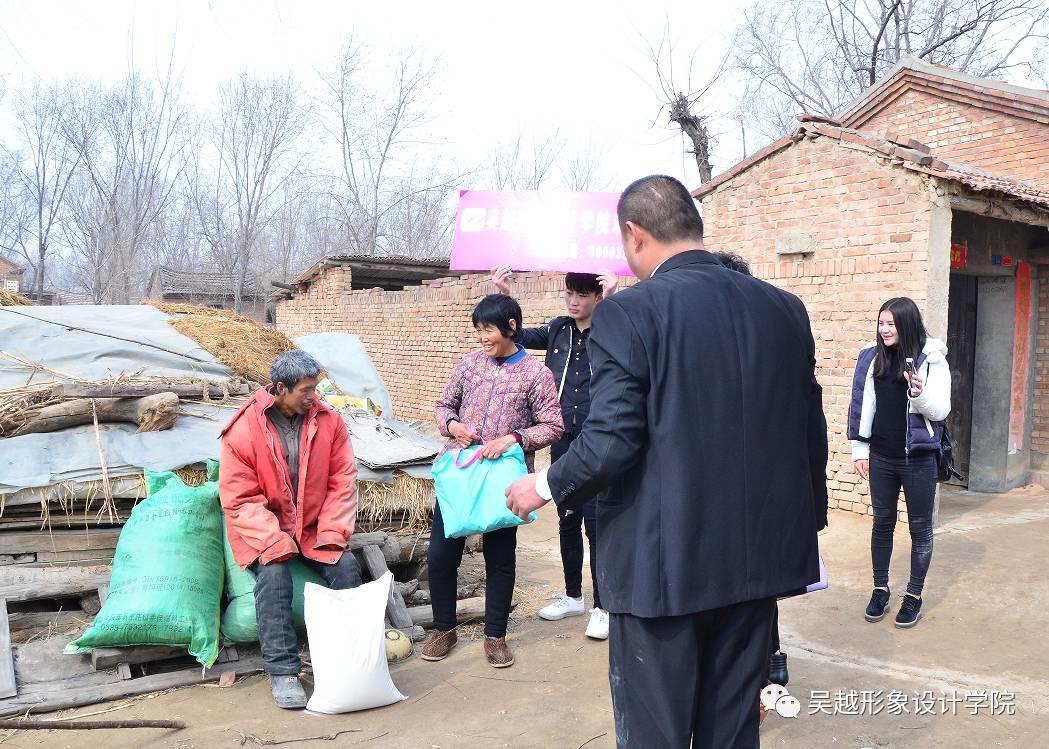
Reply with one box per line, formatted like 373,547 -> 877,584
936,420 -> 964,483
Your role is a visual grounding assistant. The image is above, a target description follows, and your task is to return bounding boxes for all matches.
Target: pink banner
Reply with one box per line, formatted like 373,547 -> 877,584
450,190 -> 632,275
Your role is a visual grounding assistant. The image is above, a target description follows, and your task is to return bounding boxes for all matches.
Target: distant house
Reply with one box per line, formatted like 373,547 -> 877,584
147,266 -> 268,322
0,256 -> 25,294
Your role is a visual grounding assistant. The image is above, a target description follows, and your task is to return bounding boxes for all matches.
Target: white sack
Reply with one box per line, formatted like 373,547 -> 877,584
304,571 -> 407,713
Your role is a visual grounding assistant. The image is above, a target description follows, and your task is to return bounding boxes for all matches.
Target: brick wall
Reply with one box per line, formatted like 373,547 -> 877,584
700,135 -> 942,515
855,88 -> 1049,187
277,269 -> 634,424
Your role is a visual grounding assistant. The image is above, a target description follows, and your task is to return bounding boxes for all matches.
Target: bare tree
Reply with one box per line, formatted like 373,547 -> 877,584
63,64 -> 189,303
488,131 -> 565,190
736,0 -> 1049,136
638,20 -> 730,185
322,40 -> 460,258
195,73 -> 308,310
5,83 -> 81,298
559,141 -> 612,191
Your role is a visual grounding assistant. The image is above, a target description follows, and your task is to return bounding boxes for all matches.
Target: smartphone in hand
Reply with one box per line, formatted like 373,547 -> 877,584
904,357 -> 918,397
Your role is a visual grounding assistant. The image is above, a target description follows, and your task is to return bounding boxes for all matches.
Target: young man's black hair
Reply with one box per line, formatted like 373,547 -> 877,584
471,294 -> 522,341
565,272 -> 603,296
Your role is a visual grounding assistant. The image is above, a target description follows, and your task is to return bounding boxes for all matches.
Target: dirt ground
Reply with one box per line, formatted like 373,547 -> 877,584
4,483 -> 1049,749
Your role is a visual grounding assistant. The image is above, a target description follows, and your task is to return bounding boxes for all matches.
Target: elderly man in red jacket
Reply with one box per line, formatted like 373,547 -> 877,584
220,350 -> 362,709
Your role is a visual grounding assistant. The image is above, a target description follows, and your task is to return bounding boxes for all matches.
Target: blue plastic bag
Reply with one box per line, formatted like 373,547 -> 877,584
432,443 -> 534,538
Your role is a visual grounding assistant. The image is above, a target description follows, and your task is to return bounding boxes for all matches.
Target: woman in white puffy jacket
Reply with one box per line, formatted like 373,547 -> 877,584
847,297 -> 950,630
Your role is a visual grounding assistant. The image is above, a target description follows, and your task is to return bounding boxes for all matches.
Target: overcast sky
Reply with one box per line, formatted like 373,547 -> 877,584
0,0 -> 754,192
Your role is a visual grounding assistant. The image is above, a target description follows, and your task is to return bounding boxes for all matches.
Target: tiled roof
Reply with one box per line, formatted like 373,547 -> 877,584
153,266 -> 261,298
838,55 -> 1049,129
693,121 -> 1049,212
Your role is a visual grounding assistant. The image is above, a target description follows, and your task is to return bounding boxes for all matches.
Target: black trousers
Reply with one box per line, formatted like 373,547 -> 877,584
552,432 -> 601,608
252,551 -> 363,676
608,598 -> 775,749
428,501 -> 517,638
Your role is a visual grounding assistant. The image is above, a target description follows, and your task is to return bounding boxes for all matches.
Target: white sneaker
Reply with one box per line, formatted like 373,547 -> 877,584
538,595 -> 585,621
585,608 -> 609,640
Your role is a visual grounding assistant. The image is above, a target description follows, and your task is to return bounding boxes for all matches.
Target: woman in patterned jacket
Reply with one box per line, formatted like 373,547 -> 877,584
421,294 -> 564,668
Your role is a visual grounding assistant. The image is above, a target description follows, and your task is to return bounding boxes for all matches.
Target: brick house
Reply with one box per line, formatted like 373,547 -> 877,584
695,56 -> 1049,514
0,256 -> 25,294
147,266 -> 268,323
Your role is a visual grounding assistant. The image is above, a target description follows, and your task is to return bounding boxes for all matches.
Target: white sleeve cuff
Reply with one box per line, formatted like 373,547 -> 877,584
851,441 -> 870,461
535,466 -> 553,501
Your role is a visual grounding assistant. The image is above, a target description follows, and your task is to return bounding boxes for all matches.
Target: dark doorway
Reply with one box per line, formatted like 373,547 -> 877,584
946,274 -> 977,484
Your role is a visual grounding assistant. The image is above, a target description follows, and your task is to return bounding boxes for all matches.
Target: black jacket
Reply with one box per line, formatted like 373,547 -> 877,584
547,250 -> 829,618
519,316 -> 583,402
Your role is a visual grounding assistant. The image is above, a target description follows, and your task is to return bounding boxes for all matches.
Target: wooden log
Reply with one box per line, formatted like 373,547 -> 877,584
347,532 -> 387,550
78,593 -> 101,616
1,599 -> 15,698
407,596 -> 488,629
0,567 -> 110,603
60,381 -> 247,400
381,534 -> 430,565
360,545 -> 414,629
394,579 -> 419,600
12,393 -> 179,436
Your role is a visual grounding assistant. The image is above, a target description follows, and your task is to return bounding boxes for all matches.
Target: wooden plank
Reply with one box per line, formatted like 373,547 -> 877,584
0,567 -> 110,603
11,638 -> 96,686
91,645 -> 187,671
0,529 -> 122,555
7,610 -> 91,635
30,550 -> 118,564
0,654 -> 266,718
0,599 -> 15,698
407,596 -> 488,629
0,554 -> 36,565
360,545 -> 413,629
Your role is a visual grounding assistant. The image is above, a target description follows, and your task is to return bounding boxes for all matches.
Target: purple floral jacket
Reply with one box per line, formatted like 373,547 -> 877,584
435,347 -> 564,471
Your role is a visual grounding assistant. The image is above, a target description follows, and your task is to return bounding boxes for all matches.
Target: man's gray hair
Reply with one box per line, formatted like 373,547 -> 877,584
271,350 -> 322,389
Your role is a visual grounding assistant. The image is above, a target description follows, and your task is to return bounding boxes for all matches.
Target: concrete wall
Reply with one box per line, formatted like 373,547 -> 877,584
699,134 -> 939,515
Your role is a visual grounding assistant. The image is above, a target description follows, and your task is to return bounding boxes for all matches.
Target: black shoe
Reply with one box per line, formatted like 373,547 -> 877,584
768,652 -> 789,686
864,588 -> 891,622
895,595 -> 923,628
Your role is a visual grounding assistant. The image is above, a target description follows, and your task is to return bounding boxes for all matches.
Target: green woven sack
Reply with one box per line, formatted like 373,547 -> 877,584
66,461 -> 224,667
219,524 -> 325,643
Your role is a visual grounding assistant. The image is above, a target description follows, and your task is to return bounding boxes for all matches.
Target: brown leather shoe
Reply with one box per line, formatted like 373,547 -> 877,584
420,629 -> 458,661
483,636 -> 514,668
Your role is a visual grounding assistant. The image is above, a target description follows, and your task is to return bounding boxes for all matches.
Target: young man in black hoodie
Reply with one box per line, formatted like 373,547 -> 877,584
492,265 -> 618,639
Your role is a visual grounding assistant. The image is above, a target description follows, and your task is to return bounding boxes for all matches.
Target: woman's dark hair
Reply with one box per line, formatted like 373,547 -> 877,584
565,272 -> 602,295
713,251 -> 751,276
874,297 -> 928,378
472,294 -> 522,341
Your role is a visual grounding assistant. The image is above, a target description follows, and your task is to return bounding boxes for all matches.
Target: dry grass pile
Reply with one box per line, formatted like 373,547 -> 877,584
174,464 -> 212,487
0,288 -> 32,306
358,473 -> 435,530
149,301 -> 294,384
0,383 -> 61,436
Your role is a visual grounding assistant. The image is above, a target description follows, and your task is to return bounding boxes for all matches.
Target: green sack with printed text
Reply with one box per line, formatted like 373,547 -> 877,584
65,461 -> 224,667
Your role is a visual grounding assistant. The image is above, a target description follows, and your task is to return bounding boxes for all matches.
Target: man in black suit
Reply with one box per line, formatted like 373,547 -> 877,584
507,175 -> 828,748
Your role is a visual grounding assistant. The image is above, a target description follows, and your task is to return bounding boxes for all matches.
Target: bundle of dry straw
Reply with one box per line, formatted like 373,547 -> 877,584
358,473 -> 435,530
0,288 -> 33,306
148,302 -> 295,384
